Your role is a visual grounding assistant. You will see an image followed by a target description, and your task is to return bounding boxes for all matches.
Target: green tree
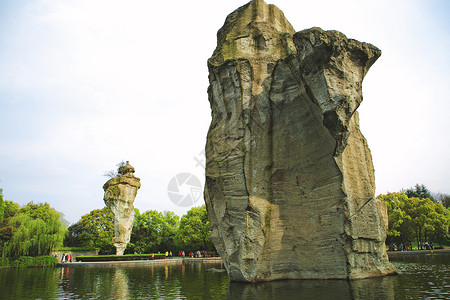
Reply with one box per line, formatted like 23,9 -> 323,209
379,192 -> 450,248
64,207 -> 115,254
2,202 -> 66,258
130,210 -> 179,253
130,210 -> 163,253
378,193 -> 412,244
0,189 -> 4,223
175,206 -> 213,251
0,199 -> 21,256
160,211 -> 180,251
403,184 -> 434,201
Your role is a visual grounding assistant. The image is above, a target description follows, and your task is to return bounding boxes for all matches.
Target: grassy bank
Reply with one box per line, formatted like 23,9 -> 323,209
0,256 -> 59,268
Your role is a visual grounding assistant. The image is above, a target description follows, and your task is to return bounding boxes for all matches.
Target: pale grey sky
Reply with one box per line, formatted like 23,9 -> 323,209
1,0 -> 449,223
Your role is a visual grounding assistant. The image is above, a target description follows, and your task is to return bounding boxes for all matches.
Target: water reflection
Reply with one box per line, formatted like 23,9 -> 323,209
0,267 -> 59,299
0,255 -> 448,299
112,268 -> 130,299
228,276 -> 395,300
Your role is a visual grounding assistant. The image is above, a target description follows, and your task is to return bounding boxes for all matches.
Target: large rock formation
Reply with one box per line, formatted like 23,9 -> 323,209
204,0 -> 397,282
103,161 -> 140,255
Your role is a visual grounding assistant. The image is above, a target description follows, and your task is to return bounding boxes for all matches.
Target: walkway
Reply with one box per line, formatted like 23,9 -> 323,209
59,257 -> 223,267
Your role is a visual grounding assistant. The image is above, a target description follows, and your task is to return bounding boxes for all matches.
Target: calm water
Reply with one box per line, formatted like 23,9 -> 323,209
0,254 -> 448,299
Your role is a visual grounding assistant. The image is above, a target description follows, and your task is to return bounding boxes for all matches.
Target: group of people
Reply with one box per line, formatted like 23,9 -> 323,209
56,253 -> 73,262
177,250 -> 210,258
389,241 -> 434,251
419,241 -> 434,250
149,250 -> 211,259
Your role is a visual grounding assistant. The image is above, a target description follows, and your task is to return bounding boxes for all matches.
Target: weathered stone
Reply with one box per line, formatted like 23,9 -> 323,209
103,161 -> 140,255
204,0 -> 396,282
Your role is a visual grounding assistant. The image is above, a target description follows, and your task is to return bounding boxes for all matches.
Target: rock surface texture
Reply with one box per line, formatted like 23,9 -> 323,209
103,161 -> 141,255
204,0 -> 397,282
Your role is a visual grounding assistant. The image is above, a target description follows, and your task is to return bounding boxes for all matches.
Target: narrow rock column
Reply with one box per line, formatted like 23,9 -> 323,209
205,0 -> 396,282
103,161 -> 140,255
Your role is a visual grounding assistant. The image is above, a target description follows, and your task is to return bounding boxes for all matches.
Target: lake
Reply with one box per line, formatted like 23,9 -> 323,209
0,254 -> 448,299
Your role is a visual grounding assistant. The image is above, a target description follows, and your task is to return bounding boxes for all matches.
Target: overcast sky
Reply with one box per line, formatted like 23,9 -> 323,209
1,0 -> 449,224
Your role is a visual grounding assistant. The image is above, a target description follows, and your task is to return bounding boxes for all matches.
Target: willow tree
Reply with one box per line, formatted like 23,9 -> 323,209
2,202 -> 66,258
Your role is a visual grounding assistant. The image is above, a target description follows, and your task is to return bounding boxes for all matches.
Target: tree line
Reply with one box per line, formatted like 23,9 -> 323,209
1,183 -> 449,258
378,184 -> 450,249
1,187 -> 214,257
64,205 -> 214,255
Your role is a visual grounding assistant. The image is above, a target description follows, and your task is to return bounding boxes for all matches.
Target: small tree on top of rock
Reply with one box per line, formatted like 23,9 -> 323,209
103,161 -> 126,179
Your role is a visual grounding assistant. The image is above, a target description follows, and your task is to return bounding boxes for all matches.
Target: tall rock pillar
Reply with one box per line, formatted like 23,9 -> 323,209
103,161 -> 140,255
205,0 -> 396,282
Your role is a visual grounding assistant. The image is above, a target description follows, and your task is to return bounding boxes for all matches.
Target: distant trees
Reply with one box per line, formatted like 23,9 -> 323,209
2,202 -> 66,258
378,187 -> 450,248
434,193 -> 450,209
402,184 -> 434,201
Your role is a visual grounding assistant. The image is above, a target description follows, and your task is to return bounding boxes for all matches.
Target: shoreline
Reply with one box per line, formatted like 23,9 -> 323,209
387,249 -> 450,258
58,250 -> 450,267
59,257 -> 223,267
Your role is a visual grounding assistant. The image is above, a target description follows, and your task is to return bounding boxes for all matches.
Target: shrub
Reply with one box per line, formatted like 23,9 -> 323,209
0,256 -> 58,268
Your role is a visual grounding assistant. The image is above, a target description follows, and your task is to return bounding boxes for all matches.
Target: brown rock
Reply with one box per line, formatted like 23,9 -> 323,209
103,161 -> 141,255
204,0 -> 396,282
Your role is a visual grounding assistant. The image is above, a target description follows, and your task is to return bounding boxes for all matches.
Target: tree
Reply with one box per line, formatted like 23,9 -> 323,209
433,193 -> 450,209
64,207 -> 115,254
0,199 -> 20,255
403,184 -> 434,202
2,202 -> 66,258
175,206 -> 213,251
130,210 -> 179,254
103,161 -> 126,179
0,189 -> 4,223
378,192 -> 450,248
378,193 -> 411,244
159,211 -> 180,252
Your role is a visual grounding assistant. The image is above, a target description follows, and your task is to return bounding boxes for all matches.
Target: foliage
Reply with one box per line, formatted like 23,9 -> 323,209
64,207 -> 115,255
0,197 -> 20,257
64,205 -> 214,255
2,200 -> 19,221
0,189 -> 4,223
129,209 -> 179,254
378,192 -> 450,247
434,193 -> 450,209
103,161 -> 126,179
402,184 -> 434,201
2,202 -> 67,258
175,205 -> 214,251
0,256 -> 58,268
53,246 -> 98,252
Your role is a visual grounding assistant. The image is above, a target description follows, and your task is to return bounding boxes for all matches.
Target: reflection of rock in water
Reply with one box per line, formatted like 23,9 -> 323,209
111,268 -> 130,300
103,161 -> 141,255
205,0 -> 397,282
206,268 -> 227,273
227,277 -> 395,300
349,276 -> 396,300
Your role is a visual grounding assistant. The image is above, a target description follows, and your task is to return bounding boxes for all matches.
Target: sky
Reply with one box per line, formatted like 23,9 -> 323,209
0,0 -> 449,224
